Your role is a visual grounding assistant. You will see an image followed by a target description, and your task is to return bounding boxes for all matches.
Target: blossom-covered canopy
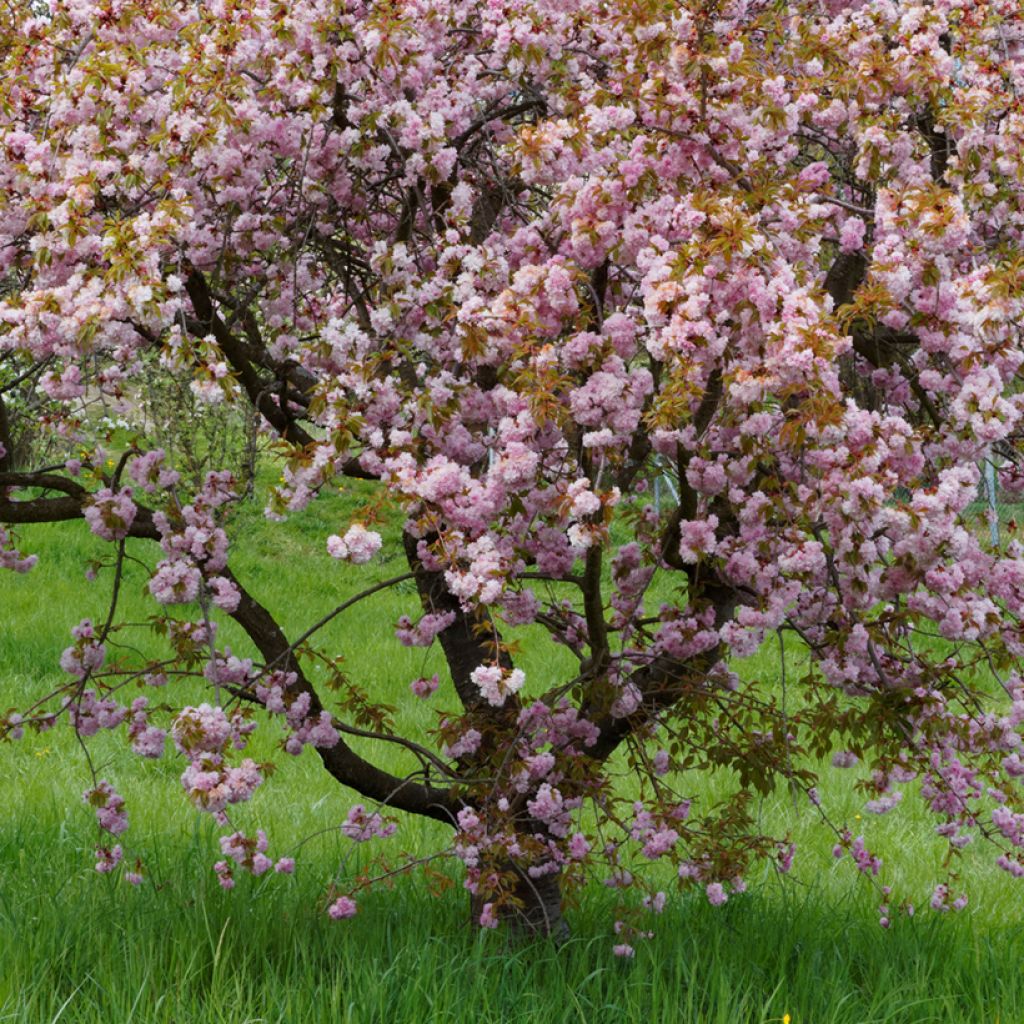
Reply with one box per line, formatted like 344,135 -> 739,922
2,0 -> 1024,939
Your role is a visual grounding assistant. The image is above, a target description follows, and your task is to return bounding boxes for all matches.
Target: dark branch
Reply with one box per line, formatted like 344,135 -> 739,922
0,472 -> 457,824
402,530 -> 518,716
659,367 -> 722,571
582,545 -> 609,674
183,268 -> 315,446
223,567 -> 459,823
0,393 -> 13,472
823,251 -> 941,427
584,586 -> 739,761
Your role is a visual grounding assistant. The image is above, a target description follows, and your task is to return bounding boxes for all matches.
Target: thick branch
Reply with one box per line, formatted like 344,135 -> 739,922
222,568 -> 458,823
0,470 -> 88,496
916,110 -> 951,184
451,98 -> 546,152
582,545 -> 609,674
658,368 -> 722,570
402,530 -> 518,715
824,250 -> 868,309
824,251 -> 940,427
184,269 -> 314,446
0,494 -> 89,525
915,35 -> 952,185
0,393 -> 14,472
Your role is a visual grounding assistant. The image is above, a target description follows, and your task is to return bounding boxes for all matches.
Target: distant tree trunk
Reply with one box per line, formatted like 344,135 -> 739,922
0,392 -> 11,471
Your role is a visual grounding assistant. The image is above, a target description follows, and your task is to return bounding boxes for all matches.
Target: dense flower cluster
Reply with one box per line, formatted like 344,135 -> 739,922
326,524 -> 383,564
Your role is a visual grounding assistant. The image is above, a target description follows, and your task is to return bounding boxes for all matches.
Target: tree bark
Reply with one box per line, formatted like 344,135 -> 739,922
470,863 -> 568,941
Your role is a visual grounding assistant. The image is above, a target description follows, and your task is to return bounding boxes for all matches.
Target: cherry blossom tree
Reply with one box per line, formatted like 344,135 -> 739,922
3,0 -> 1024,944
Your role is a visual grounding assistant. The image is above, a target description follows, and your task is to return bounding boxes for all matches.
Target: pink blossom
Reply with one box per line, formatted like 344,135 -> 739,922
328,896 -> 358,919
641,827 -> 678,860
706,883 -> 728,906
84,488 -> 138,542
678,516 -> 718,564
84,781 -> 128,836
777,843 -> 795,874
644,891 -> 667,914
214,861 -> 235,890
410,674 -> 440,698
129,449 -> 179,492
568,833 -> 591,860
207,576 -> 241,613
148,560 -> 201,604
5,0 -> 1024,951
60,623 -> 107,678
130,725 -> 167,759
839,216 -> 866,254
327,524 -> 382,564
95,845 -> 123,874
396,612 -> 455,647
470,664 -> 526,707
341,804 -> 397,842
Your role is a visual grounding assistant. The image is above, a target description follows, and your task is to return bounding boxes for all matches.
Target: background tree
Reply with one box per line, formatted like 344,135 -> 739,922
3,0 -> 1024,944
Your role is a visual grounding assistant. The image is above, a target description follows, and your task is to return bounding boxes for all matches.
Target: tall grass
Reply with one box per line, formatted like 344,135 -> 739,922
3,487 -> 1024,1022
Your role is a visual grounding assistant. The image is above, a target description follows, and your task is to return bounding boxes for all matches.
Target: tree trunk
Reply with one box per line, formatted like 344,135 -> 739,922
0,392 -> 14,471
471,865 -> 569,941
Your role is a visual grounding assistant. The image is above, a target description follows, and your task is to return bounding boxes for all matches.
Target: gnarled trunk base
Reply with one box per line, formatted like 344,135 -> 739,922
470,866 -> 568,941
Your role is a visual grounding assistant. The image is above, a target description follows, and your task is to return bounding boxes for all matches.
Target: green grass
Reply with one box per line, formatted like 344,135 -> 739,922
4,485 -> 1024,1023
4,801 -> 1024,1024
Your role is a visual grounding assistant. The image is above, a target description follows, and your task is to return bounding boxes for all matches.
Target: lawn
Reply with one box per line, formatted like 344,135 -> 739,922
3,482 -> 1024,1023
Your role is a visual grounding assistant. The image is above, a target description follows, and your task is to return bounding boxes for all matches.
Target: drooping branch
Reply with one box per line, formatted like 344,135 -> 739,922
172,271 -> 376,480
0,354 -> 53,397
222,567 -> 459,823
0,473 -> 458,824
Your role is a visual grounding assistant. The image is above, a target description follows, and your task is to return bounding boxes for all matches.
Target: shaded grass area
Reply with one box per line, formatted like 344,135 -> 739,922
4,487 -> 1024,1021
